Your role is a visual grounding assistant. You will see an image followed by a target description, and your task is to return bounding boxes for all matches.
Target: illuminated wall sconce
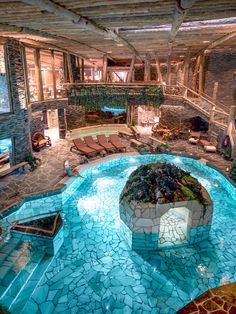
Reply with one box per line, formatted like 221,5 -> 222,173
225,166 -> 230,172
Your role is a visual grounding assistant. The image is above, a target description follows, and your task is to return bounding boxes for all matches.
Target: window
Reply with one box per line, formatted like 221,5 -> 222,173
0,45 -> 10,113
40,50 -> 54,100
25,47 -> 38,102
25,48 -> 65,102
54,52 -> 66,98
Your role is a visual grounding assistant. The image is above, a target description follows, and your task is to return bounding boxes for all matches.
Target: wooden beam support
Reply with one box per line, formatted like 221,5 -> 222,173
192,55 -> 200,91
198,53 -> 205,94
154,53 -> 163,84
34,48 -> 44,101
0,23 -> 111,61
166,56 -> 171,85
169,0 -> 197,42
144,53 -> 151,82
51,50 -> 57,98
212,82 -> 219,101
66,53 -> 74,83
102,55 -> 108,82
127,54 -> 136,83
21,0 -> 141,60
195,31 -> 236,58
81,59 -> 84,81
182,49 -> 190,86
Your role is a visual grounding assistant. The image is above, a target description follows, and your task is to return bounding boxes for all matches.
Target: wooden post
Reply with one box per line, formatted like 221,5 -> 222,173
34,48 -> 43,101
51,50 -> 57,98
192,55 -> 200,91
127,54 -> 136,83
66,53 -> 73,83
209,81 -> 219,133
182,49 -> 190,86
144,53 -> 151,82
81,59 -> 84,81
76,57 -> 81,81
155,53 -> 163,83
102,54 -> 107,82
63,52 -> 68,82
212,81 -> 219,101
166,55 -> 171,85
198,53 -> 205,94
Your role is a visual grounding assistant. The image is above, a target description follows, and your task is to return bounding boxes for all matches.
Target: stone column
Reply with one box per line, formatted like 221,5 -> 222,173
5,38 -> 32,163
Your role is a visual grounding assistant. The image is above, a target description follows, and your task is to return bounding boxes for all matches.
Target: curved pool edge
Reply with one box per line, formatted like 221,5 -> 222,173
1,151 -> 235,219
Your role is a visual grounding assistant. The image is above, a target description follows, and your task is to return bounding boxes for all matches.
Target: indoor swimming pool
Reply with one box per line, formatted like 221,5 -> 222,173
0,154 -> 236,313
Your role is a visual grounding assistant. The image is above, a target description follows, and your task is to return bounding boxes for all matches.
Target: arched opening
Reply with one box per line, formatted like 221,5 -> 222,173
158,207 -> 190,248
189,116 -> 209,132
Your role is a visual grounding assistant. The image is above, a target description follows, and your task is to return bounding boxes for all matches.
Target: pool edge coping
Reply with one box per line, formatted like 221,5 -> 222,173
1,151 -> 235,218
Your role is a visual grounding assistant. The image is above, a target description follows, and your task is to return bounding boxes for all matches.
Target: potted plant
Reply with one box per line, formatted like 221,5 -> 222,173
25,153 -> 41,171
220,146 -> 232,160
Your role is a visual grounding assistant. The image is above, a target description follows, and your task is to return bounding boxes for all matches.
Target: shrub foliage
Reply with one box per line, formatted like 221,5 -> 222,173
121,162 -> 207,206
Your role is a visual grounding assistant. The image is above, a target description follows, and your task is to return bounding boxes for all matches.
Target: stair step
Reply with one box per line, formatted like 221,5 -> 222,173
10,254 -> 53,313
0,249 -> 45,310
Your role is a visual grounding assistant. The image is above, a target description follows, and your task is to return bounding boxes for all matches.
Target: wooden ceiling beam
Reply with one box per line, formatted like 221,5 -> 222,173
0,23 -> 115,62
19,38 -> 96,66
169,0 -> 197,43
195,30 -> 236,57
21,0 -> 141,60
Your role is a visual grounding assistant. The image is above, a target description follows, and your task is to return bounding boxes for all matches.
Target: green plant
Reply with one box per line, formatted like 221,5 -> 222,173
121,162 -> 207,207
70,85 -> 164,110
25,153 -> 41,171
154,142 -> 170,153
229,160 -> 236,183
220,146 -> 232,160
137,144 -> 152,155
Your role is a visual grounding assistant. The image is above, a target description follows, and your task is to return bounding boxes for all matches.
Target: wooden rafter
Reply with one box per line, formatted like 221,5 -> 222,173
196,30 -> 236,57
0,23 -> 113,61
18,38 -> 96,66
169,0 -> 197,42
21,0 -> 141,60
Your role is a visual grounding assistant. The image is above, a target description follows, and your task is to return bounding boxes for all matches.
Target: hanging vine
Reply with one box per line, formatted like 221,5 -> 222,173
69,85 -> 164,110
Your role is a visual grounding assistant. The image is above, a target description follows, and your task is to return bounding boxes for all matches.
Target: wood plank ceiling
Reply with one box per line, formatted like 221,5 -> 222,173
0,0 -> 235,63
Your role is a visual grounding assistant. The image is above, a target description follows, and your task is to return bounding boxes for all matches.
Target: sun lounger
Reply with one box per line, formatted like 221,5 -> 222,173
71,138 -> 97,157
130,126 -> 141,138
97,135 -> 116,152
109,134 -> 126,152
118,130 -> 134,139
83,136 -> 105,153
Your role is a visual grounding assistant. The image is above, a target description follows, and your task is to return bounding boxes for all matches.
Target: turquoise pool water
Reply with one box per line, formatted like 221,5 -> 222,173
1,154 -> 236,313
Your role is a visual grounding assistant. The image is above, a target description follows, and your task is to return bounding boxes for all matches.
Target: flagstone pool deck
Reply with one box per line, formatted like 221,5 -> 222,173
0,137 -> 232,212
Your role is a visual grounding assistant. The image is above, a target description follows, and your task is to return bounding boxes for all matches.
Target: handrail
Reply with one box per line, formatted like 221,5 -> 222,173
65,82 -> 163,88
177,82 -> 229,114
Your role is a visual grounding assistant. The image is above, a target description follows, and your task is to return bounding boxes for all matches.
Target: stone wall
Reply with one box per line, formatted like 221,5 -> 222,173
30,98 -> 69,137
119,190 -> 213,252
204,50 -> 236,109
65,105 -> 86,130
0,39 -> 32,164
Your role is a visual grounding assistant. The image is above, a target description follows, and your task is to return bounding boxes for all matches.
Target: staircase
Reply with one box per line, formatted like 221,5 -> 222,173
0,235 -> 48,311
163,83 -> 236,156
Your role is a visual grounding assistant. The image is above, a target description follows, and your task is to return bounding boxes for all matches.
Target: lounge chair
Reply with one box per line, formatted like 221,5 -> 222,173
83,136 -> 104,153
109,134 -> 126,152
70,138 -> 97,157
97,135 -> 116,152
